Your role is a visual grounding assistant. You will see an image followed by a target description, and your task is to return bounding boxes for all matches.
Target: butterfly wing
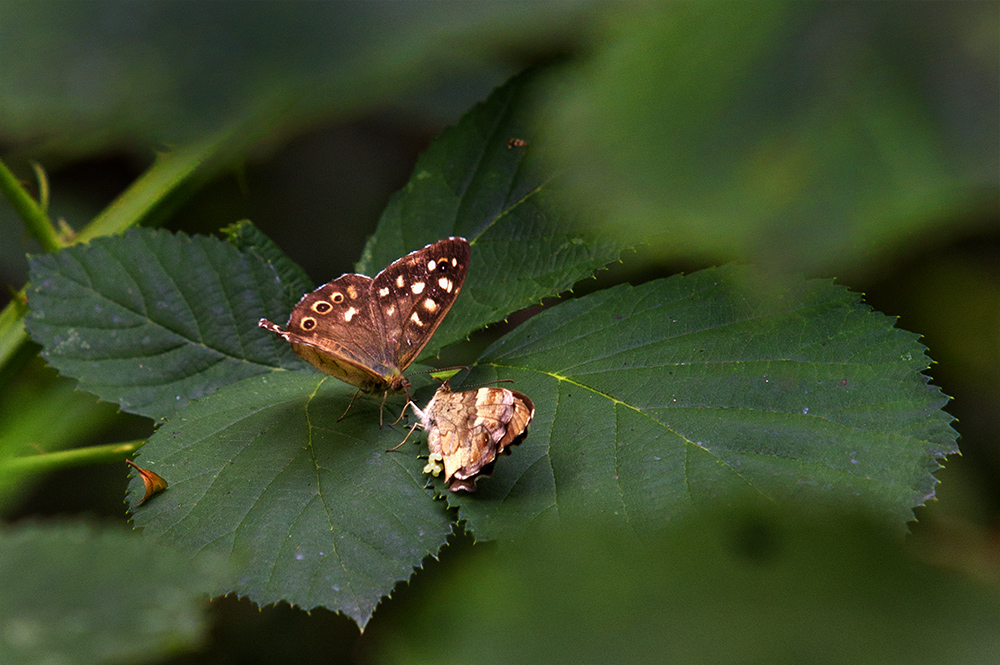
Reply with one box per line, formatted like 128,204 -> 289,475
258,236 -> 470,395
424,389 -> 488,484
371,237 -> 470,373
494,390 -> 534,454
259,274 -> 400,393
424,385 -> 534,491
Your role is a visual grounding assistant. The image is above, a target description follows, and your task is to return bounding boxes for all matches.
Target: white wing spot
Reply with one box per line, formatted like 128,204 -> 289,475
346,285 -> 358,299
475,388 -> 493,407
378,287 -> 390,297
423,298 -> 438,312
410,311 -> 424,326
386,306 -> 395,316
427,260 -> 436,271
438,277 -> 452,292
411,281 -> 425,295
451,257 -> 458,267
396,275 -> 405,288
344,307 -> 358,322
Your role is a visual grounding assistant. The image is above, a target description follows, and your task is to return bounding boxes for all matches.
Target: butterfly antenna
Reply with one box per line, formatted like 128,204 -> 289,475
457,378 -> 516,391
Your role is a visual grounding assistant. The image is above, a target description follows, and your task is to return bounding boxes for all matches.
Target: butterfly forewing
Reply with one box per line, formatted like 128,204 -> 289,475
374,237 -> 470,371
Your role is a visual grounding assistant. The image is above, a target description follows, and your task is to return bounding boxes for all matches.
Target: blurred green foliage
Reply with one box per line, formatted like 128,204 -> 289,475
544,2 -> 997,274
0,523 -> 230,665
372,505 -> 1000,665
0,1 -> 996,663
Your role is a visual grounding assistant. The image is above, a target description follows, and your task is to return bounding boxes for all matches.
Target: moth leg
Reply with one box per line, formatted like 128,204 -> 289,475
386,419 -> 421,452
337,389 -> 363,422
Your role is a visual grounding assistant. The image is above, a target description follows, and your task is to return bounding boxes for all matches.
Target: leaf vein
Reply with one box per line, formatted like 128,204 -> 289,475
44,262 -> 279,370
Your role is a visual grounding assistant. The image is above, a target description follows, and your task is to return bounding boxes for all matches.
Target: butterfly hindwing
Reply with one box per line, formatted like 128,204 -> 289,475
272,274 -> 392,391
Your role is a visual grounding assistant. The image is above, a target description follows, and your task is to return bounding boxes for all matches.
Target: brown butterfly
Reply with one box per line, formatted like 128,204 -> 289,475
410,380 -> 535,492
259,237 -> 470,410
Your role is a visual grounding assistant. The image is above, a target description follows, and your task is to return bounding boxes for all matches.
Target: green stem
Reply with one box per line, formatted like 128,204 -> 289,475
4,440 -> 146,475
0,126 -> 245,371
0,289 -> 28,370
0,156 -> 61,253
76,134 -> 232,243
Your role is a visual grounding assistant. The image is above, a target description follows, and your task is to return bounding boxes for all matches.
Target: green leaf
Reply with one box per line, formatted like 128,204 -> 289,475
129,371 -> 452,629
115,73 -> 633,627
429,266 -> 957,538
371,506 -> 1000,665
2,126 -> 257,373
25,228 -> 301,420
0,522 -> 228,665
360,70 -> 627,354
222,220 -> 314,304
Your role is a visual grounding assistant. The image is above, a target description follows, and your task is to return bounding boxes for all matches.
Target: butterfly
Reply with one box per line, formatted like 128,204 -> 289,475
408,380 -> 535,492
258,237 -> 470,409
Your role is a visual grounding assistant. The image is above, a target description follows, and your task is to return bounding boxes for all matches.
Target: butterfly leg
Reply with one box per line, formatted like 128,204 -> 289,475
377,391 -> 391,428
336,389 -> 363,422
387,382 -> 414,427
391,398 -> 414,427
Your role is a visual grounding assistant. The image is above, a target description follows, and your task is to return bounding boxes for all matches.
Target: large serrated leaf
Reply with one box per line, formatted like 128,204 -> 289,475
359,70 -> 626,354
0,522 -> 228,665
433,266 -> 957,538
129,371 -> 452,628
131,264 -> 958,625
25,229 -> 302,420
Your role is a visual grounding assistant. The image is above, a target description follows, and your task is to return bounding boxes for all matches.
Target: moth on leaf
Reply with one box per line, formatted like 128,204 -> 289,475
409,380 -> 535,492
